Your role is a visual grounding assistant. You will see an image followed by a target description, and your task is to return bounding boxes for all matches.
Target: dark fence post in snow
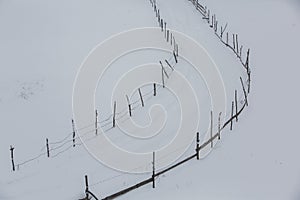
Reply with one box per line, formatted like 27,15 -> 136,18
152,152 -> 156,188
85,175 -> 89,200
240,77 -> 248,106
167,30 -> 169,42
173,51 -> 178,63
153,83 -> 156,96
164,22 -> 167,38
218,112 -> 222,140
46,138 -> 50,158
113,101 -> 116,128
161,62 -> 169,79
196,132 -> 200,160
233,34 -> 236,51
246,49 -> 251,94
245,48 -> 250,70
226,32 -> 229,46
207,9 -> 210,24
247,73 -> 251,94
165,59 -> 174,71
72,119 -> 76,147
126,95 -> 132,117
221,26 -> 223,38
138,88 -> 144,107
220,23 -> 227,39
10,145 -> 15,171
95,110 -> 98,135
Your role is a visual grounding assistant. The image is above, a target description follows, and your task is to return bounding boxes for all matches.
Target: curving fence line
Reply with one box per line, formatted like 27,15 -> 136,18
83,0 -> 252,199
6,0 -> 251,199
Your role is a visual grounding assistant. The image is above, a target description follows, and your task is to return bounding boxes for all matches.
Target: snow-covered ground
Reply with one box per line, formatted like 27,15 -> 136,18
0,0 -> 300,199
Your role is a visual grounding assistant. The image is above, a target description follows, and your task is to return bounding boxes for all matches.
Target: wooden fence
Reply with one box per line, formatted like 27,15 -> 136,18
83,0 -> 252,199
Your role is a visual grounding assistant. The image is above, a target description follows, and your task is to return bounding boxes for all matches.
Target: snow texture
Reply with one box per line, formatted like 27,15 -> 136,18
0,0 -> 299,199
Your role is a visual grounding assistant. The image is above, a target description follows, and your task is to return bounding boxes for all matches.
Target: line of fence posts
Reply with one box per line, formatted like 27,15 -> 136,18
189,0 -> 252,87
79,0 -> 252,199
7,0 -> 185,172
9,1 -> 252,199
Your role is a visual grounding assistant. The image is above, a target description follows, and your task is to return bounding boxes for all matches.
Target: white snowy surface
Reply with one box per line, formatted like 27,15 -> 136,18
0,0 -> 300,199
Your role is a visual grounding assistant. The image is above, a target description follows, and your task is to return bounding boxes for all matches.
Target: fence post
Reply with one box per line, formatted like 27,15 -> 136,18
226,32 -> 229,46
221,23 -> 227,39
221,26 -> 223,38
113,101 -> 116,128
233,34 -> 236,51
95,110 -> 98,135
126,95 -> 132,117
72,119 -> 76,147
46,138 -> 50,158
173,51 -> 178,63
167,30 -> 169,42
160,61 -> 169,79
196,132 -> 200,160
85,175 -> 89,200
138,88 -> 144,107
10,145 -> 15,171
240,77 -> 248,106
165,59 -> 174,71
152,152 -> 156,188
247,72 -> 251,94
164,22 -> 167,37
245,48 -> 250,70
218,112 -> 221,140
246,49 -> 251,94
161,66 -> 165,88
207,9 -> 210,24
